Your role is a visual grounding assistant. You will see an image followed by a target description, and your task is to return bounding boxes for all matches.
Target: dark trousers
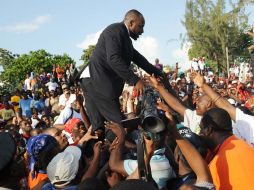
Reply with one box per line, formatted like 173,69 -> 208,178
80,78 -> 122,135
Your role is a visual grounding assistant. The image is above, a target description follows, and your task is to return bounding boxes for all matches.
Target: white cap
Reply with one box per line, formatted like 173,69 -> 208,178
47,146 -> 81,187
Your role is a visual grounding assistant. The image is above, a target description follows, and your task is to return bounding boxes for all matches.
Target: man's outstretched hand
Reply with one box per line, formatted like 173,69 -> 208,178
134,79 -> 144,97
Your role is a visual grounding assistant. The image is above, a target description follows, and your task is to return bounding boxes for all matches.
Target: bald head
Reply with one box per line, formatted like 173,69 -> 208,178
124,9 -> 143,23
124,9 -> 145,40
196,94 -> 215,116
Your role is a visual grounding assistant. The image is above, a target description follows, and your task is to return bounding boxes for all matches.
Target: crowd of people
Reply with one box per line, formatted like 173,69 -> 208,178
1,9 -> 254,190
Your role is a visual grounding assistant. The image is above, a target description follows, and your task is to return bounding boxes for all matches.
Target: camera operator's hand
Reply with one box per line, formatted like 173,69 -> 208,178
157,101 -> 176,126
157,101 -> 172,119
144,136 -> 155,159
104,121 -> 126,138
134,79 -> 144,97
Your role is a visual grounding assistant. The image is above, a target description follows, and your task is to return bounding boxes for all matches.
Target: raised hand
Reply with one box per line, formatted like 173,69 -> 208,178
192,72 -> 205,88
156,101 -> 173,120
93,141 -> 102,157
104,121 -> 125,137
78,125 -> 98,145
143,136 -> 155,158
146,74 -> 161,89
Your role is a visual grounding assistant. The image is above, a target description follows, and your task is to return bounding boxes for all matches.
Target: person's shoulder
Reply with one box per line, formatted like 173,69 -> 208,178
106,22 -> 124,29
104,22 -> 126,33
222,135 -> 254,151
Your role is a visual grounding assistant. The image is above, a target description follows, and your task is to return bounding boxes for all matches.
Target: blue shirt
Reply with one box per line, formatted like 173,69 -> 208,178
19,98 -> 32,117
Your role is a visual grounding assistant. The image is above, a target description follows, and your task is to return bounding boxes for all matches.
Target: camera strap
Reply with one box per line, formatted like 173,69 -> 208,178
137,133 -> 153,182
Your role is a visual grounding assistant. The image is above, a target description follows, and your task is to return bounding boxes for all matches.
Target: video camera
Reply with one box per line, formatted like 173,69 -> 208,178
121,86 -> 166,186
137,86 -> 166,141
121,86 -> 167,140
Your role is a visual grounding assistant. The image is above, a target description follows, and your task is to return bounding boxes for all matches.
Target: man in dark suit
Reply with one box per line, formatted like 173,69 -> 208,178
80,9 -> 162,133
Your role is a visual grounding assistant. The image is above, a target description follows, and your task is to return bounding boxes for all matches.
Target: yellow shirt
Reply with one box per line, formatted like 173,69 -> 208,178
0,108 -> 15,122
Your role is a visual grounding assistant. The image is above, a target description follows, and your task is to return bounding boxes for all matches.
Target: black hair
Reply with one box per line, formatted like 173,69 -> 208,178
34,145 -> 60,172
201,108 -> 232,132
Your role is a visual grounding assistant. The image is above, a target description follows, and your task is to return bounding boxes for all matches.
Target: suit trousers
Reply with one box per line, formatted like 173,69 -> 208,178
80,78 -> 122,137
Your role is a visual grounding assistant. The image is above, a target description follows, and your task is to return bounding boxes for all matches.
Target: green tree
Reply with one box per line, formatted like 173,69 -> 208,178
0,49 -> 75,89
183,0 -> 253,73
0,48 -> 18,71
80,45 -> 96,67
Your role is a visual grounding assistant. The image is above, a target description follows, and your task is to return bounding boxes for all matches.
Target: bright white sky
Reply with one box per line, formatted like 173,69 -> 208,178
0,0 -> 253,71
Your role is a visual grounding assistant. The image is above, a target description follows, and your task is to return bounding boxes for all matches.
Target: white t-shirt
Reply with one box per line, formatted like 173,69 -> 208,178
234,108 -> 254,147
54,107 -> 83,125
198,60 -> 205,70
234,66 -> 239,76
183,109 -> 202,134
183,108 -> 254,147
24,78 -> 31,91
58,94 -> 75,108
46,81 -> 58,91
192,61 -> 199,71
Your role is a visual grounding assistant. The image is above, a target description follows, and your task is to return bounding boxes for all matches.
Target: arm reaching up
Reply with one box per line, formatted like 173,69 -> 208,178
106,121 -> 128,177
148,75 -> 187,116
192,72 -> 236,121
158,102 -> 213,184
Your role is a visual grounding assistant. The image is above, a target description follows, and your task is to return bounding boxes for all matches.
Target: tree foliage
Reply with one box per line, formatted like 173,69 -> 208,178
0,49 -> 75,89
183,0 -> 253,73
80,45 -> 96,67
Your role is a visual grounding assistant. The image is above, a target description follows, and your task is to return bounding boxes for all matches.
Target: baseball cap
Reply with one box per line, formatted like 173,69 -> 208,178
177,127 -> 202,149
0,132 -> 16,172
47,146 -> 81,187
62,84 -> 69,90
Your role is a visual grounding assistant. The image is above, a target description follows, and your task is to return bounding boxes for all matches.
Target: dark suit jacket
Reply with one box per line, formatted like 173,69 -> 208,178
88,22 -> 161,99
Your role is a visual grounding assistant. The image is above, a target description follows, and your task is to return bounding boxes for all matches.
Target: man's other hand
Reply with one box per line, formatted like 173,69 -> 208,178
134,79 -> 144,97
